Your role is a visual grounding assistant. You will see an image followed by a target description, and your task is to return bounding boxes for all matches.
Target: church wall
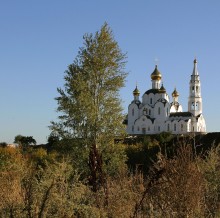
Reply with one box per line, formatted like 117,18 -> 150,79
134,116 -> 153,134
154,102 -> 168,121
178,120 -> 187,133
154,120 -> 165,133
127,103 -> 139,133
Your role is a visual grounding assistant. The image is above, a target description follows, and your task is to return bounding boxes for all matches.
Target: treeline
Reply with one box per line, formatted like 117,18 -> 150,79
1,135 -> 220,217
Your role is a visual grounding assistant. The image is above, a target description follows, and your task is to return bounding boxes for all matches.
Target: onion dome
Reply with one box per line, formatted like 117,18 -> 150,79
172,88 -> 179,97
133,85 -> 140,96
151,65 -> 162,80
159,83 -> 166,93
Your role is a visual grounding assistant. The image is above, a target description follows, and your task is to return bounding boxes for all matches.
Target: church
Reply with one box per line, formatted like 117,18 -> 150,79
125,59 -> 206,135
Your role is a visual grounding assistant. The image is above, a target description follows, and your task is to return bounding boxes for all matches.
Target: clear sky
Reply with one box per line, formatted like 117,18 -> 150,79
1,1 -> 220,144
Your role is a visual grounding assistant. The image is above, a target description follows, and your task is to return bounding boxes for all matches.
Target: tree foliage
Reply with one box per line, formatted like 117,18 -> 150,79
14,135 -> 36,146
51,22 -> 127,146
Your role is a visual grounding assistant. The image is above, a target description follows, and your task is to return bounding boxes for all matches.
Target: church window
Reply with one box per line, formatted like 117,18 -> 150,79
149,109 -> 151,115
166,108 -> 169,116
132,108 -> 134,116
150,98 -> 152,104
158,107 -> 161,115
167,124 -> 170,131
132,126 -> 134,132
142,128 -> 146,134
158,126 -> 160,131
192,86 -> 195,93
174,123 -> 176,131
191,102 -> 195,110
196,86 -> 199,93
143,108 -> 148,115
137,126 -> 140,131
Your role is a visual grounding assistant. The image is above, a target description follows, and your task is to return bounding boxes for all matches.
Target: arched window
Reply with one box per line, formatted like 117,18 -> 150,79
132,126 -> 134,132
158,107 -> 161,115
192,86 -> 195,93
150,98 -> 152,104
143,108 -> 148,115
142,128 -> 146,134
191,102 -> 195,110
166,107 -> 169,116
174,123 -> 176,131
158,126 -> 160,131
137,126 -> 140,131
149,109 -> 151,115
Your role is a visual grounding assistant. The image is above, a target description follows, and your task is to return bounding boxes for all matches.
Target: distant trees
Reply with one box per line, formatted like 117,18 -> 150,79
0,142 -> 7,147
14,135 -> 36,146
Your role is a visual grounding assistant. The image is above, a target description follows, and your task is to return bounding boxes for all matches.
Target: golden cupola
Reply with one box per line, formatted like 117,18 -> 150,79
133,85 -> 140,96
172,88 -> 179,97
151,65 -> 162,81
159,83 -> 166,93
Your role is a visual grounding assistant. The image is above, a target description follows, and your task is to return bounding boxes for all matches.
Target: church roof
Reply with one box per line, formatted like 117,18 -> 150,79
170,112 -> 193,117
131,100 -> 141,106
156,98 -> 169,106
134,115 -> 155,124
145,89 -> 161,95
192,58 -> 199,76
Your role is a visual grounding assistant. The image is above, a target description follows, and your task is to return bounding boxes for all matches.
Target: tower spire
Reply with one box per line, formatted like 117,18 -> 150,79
192,58 -> 199,76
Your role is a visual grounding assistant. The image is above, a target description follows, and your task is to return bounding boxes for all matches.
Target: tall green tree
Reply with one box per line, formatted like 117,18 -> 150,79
51,23 -> 127,145
50,23 -> 127,198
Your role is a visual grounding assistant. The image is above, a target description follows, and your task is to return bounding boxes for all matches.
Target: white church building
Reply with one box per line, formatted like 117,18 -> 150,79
125,59 -> 206,135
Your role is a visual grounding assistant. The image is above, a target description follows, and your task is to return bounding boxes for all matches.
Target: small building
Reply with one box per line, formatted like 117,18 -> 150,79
125,59 -> 206,134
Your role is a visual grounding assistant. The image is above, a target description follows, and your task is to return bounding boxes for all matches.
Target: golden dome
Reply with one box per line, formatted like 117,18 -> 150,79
151,65 -> 162,80
172,88 -> 179,97
133,86 -> 140,96
159,84 -> 166,93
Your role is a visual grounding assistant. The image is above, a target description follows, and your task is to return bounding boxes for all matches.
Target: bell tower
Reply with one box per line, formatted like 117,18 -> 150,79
188,59 -> 202,116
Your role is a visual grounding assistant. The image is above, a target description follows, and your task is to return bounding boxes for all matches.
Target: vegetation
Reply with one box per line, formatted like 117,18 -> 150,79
2,24 -> 220,217
1,138 -> 220,217
14,135 -> 36,147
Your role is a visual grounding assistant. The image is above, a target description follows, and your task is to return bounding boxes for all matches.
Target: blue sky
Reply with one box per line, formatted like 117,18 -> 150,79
1,1 -> 220,144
